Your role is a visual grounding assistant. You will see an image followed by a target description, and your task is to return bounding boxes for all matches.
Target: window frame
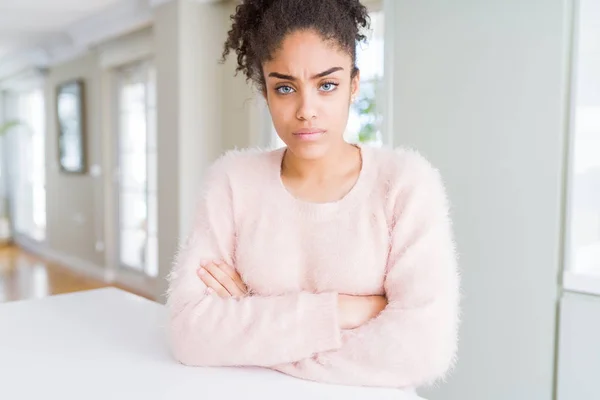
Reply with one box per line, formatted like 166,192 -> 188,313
562,0 -> 600,296
112,58 -> 158,281
0,84 -> 46,243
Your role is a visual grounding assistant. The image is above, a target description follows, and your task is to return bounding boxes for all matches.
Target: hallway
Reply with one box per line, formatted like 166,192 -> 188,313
0,245 -> 148,303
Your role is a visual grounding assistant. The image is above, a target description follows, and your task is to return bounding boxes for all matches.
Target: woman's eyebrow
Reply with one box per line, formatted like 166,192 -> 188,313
312,67 -> 344,78
267,67 -> 344,81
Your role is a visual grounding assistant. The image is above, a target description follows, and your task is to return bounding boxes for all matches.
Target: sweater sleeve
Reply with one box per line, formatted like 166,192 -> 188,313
270,155 -> 460,388
166,155 -> 342,367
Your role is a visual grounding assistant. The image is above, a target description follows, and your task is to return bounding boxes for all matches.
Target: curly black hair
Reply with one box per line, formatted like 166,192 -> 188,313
221,0 -> 370,92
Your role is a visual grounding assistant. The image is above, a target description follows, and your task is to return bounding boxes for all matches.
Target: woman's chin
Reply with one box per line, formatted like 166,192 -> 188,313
285,141 -> 331,160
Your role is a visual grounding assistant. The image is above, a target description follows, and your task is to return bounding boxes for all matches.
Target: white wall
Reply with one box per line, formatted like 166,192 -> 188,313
154,0 -> 257,300
556,292 -> 600,399
44,53 -> 106,270
386,0 -> 570,399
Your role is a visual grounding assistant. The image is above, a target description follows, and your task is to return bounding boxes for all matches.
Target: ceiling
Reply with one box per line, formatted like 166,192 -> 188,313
0,0 -> 123,59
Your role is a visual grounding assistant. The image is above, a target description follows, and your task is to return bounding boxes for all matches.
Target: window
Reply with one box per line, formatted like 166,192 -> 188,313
270,8 -> 385,148
2,88 -> 46,241
116,61 -> 158,278
346,9 -> 385,146
564,0 -> 600,292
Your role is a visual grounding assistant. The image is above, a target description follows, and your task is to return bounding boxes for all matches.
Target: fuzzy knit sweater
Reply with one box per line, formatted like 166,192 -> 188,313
166,144 -> 460,389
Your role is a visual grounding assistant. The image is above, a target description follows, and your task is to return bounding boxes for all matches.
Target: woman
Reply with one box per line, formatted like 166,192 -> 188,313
166,0 -> 460,391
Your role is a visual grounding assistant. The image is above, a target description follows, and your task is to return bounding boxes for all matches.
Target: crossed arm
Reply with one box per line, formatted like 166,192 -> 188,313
197,260 -> 388,330
166,156 -> 459,388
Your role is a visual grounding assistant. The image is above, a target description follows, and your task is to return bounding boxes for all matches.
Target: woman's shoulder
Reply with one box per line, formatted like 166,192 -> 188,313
367,145 -> 443,188
203,146 -> 281,191
366,145 -> 450,218
207,146 -> 279,176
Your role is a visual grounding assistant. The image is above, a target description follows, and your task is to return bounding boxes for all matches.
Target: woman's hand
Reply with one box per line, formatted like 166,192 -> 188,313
196,262 -> 385,328
337,294 -> 388,330
197,260 -> 248,298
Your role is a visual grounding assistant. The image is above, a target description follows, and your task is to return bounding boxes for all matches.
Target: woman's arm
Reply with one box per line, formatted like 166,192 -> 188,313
167,156 -> 343,368
269,157 -> 460,388
337,294 -> 388,329
195,155 -> 459,388
197,263 -> 388,330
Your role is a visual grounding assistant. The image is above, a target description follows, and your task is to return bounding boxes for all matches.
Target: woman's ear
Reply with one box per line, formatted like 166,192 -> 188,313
261,82 -> 267,99
351,69 -> 361,102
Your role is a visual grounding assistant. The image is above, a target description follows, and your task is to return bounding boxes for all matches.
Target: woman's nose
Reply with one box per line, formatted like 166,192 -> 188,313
296,92 -> 318,121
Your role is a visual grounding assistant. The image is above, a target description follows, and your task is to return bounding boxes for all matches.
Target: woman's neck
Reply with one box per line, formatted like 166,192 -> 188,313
281,142 -> 360,181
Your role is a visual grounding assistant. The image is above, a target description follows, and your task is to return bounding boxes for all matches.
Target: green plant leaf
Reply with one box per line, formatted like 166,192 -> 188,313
0,120 -> 21,136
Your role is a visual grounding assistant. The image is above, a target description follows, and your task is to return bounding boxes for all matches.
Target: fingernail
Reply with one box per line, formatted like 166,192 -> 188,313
206,287 -> 213,294
198,268 -> 205,275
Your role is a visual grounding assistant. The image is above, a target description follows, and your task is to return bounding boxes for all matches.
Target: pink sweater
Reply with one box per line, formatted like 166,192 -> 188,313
166,144 -> 460,389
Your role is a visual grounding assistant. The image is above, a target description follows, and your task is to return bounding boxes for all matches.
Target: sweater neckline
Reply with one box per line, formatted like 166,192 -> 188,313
270,143 -> 371,218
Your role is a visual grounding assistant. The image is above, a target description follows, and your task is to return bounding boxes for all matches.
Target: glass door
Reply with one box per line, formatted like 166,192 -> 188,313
115,60 -> 158,278
2,88 -> 46,242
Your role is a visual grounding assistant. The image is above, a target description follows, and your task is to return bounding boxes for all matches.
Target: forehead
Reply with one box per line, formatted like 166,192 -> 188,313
263,30 -> 353,75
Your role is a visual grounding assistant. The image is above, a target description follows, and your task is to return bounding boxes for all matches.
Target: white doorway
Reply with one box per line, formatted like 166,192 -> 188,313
1,88 -> 46,243
113,60 -> 158,279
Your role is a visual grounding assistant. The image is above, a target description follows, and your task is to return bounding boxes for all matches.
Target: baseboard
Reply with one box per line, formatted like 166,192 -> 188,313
15,236 -> 157,300
112,268 -> 157,300
15,236 -> 110,283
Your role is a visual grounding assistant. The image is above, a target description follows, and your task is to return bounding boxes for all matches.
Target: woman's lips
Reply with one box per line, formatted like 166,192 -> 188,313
292,128 -> 326,141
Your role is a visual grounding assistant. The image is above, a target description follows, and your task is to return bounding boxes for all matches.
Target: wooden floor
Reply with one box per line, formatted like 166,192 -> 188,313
0,245 -> 150,303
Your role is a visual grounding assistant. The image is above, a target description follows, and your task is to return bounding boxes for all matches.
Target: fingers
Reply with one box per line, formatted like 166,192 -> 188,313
197,267 -> 230,298
198,261 -> 247,298
214,261 -> 248,295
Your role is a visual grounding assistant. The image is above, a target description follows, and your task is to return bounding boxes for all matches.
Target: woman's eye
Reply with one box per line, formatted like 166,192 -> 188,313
320,82 -> 338,92
276,85 -> 295,95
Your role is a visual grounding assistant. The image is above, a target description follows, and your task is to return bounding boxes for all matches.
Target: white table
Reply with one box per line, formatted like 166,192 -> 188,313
0,288 -> 422,400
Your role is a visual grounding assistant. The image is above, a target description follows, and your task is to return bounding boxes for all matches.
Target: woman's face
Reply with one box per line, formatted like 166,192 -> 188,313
262,29 -> 360,160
